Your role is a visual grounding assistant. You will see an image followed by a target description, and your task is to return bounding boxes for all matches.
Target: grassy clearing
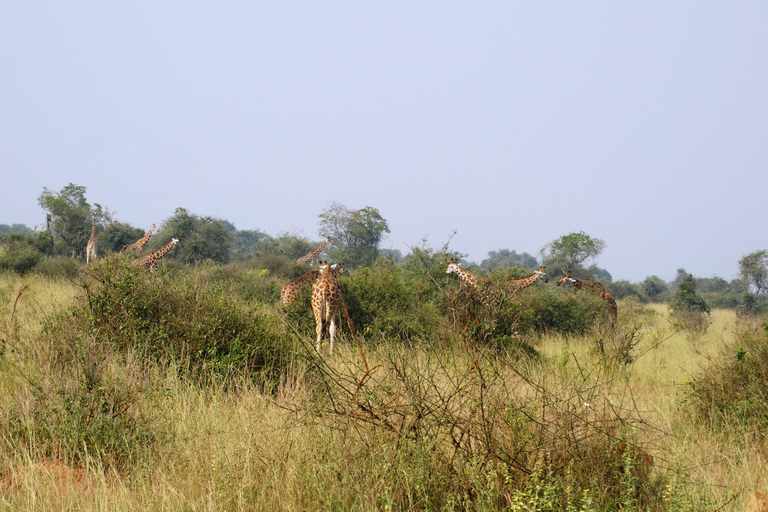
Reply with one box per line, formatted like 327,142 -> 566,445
0,267 -> 766,510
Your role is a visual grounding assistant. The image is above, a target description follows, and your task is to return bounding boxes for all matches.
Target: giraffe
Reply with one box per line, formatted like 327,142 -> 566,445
121,224 -> 158,254
86,213 -> 98,264
281,263 -> 349,306
311,260 -> 342,354
297,238 -> 332,266
445,258 -> 500,303
556,271 -> 618,325
505,266 -> 548,292
131,238 -> 180,272
445,259 -> 482,288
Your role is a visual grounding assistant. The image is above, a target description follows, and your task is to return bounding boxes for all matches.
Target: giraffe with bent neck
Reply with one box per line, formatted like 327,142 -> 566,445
445,259 -> 501,303
505,266 -> 548,291
556,271 -> 618,325
281,263 -> 348,306
132,238 -> 180,272
121,224 -> 158,254
297,238 -> 332,266
311,260 -> 342,354
86,213 -> 98,264
445,259 -> 482,289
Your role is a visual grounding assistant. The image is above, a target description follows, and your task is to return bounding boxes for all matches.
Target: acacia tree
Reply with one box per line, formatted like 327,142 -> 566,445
739,250 -> 768,294
540,231 -> 606,277
318,202 -> 390,267
38,183 -> 111,258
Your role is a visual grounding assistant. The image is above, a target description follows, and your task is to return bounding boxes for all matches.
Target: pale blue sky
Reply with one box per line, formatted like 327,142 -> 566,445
2,2 -> 766,281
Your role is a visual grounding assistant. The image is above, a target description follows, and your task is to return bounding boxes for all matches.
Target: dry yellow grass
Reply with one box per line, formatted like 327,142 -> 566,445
1,272 -> 767,510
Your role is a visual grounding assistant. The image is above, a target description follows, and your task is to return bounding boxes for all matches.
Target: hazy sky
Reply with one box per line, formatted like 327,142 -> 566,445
2,2 -> 767,282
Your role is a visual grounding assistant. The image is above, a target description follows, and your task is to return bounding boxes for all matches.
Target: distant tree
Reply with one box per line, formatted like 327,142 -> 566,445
739,250 -> 768,294
672,268 -> 689,287
155,207 -> 234,264
670,273 -> 710,314
540,231 -> 605,276
249,233 -> 316,263
0,224 -> 33,238
231,229 -> 270,260
607,280 -> 641,301
318,202 -> 390,267
641,275 -> 668,300
380,248 -> 403,263
481,249 -> 537,271
101,222 -> 145,253
697,275 -> 730,293
38,184 -> 111,258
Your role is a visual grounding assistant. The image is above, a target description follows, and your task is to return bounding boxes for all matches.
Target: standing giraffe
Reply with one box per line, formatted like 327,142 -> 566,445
121,224 -> 159,253
281,263 -> 349,306
297,238 -> 332,266
132,238 -> 180,272
556,271 -> 618,325
86,213 -> 98,264
505,266 -> 548,292
311,260 -> 342,354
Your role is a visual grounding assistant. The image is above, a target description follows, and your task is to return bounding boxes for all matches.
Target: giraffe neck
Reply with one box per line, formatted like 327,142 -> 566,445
298,239 -> 331,265
509,271 -> 540,288
89,214 -> 97,240
453,267 -> 480,288
137,226 -> 155,245
153,239 -> 177,259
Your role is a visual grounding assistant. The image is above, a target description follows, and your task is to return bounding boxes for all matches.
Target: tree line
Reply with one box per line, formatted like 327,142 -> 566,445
2,183 -> 766,315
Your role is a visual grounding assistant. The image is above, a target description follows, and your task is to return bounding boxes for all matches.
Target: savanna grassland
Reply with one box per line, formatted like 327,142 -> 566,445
1,255 -> 767,511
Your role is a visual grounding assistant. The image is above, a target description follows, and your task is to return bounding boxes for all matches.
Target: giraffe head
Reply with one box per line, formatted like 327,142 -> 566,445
151,224 -> 159,234
536,266 -> 549,283
556,270 -> 574,287
334,263 -> 350,277
445,258 -> 462,275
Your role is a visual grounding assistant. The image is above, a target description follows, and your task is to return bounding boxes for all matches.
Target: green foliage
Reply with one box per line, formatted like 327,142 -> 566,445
540,232 -> 606,274
687,319 -> 768,433
0,246 -> 40,275
739,250 -> 768,294
641,275 -> 668,301
38,183 -> 111,258
670,274 -> 710,314
101,222 -> 145,253
341,257 -> 440,341
2,343 -> 160,472
231,228 -> 270,260
0,223 -> 33,237
608,279 -> 642,301
0,230 -> 57,274
155,207 -> 234,264
481,249 -> 538,271
32,255 -> 80,278
318,201 -> 390,267
250,232 -> 316,262
59,259 -> 291,385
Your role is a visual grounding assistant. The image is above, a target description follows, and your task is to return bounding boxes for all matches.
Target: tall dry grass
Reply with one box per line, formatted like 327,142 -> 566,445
0,270 -> 766,510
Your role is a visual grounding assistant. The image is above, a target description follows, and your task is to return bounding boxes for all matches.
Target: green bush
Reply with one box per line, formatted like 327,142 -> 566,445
32,255 -> 81,278
66,259 -> 291,385
341,258 -> 442,341
2,345 -> 159,472
0,247 -> 41,274
686,318 -> 768,433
